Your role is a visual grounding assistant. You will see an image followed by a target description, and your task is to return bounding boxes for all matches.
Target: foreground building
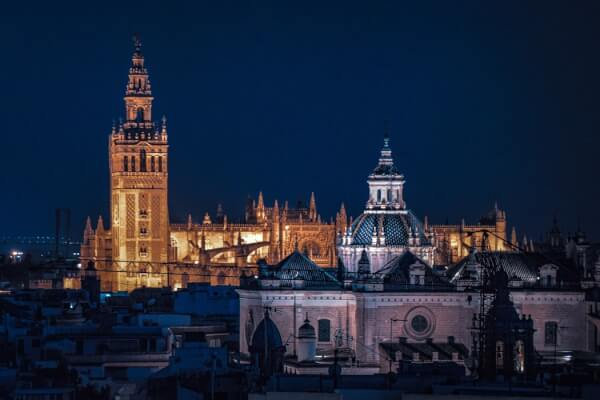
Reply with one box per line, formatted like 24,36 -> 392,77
238,136 -> 598,381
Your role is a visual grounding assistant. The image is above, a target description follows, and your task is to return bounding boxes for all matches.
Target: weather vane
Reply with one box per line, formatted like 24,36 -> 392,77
132,33 -> 142,51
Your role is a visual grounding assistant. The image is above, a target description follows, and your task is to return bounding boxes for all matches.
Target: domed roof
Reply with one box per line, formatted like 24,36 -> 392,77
250,312 -> 283,352
348,211 -> 430,246
298,318 -> 316,339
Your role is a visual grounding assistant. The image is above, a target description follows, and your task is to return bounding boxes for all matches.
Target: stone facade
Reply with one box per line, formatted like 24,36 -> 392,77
80,41 -> 339,292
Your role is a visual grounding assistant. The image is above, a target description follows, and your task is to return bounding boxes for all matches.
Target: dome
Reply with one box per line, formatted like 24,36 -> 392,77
250,313 -> 283,352
298,318 -> 316,339
348,211 -> 430,246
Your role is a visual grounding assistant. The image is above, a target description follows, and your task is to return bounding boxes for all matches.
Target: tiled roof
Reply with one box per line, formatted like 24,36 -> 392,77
447,251 -> 580,285
349,211 -> 430,246
272,251 -> 340,287
380,340 -> 469,362
375,251 -> 452,289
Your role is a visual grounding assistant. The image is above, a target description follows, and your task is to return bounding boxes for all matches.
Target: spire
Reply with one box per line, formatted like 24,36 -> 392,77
84,216 -> 93,233
96,215 -> 105,234
256,191 -> 266,222
257,191 -> 264,209
309,192 -> 317,222
374,130 -> 396,173
83,216 -> 93,241
511,226 -> 517,247
187,214 -> 193,230
203,212 -> 212,225
273,199 -> 279,217
124,35 -> 154,128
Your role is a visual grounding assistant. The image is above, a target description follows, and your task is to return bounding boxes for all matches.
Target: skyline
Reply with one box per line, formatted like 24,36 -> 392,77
1,2 -> 599,241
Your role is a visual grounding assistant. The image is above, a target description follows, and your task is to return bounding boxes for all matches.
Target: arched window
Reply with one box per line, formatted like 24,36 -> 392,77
140,150 -> 147,172
377,189 -> 381,202
158,157 -> 163,172
136,107 -> 144,122
318,319 -> 331,342
150,156 -> 155,172
131,156 -> 136,172
123,156 -> 129,172
387,189 -> 392,202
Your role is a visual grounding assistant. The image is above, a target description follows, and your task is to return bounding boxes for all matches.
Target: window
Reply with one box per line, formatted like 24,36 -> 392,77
124,156 -> 129,172
377,189 -> 381,202
151,156 -> 155,172
158,156 -> 163,172
545,321 -> 558,346
496,340 -> 504,368
318,319 -> 331,342
514,340 -> 525,373
131,156 -> 136,172
411,315 -> 428,333
136,107 -> 144,122
387,189 -> 391,202
140,150 -> 147,172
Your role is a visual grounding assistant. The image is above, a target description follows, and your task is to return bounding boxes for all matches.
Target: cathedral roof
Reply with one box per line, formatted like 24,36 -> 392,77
348,211 -> 431,246
272,251 -> 340,287
375,251 -> 452,289
447,251 -> 580,286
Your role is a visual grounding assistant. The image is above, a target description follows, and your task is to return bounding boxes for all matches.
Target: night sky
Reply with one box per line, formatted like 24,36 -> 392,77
1,1 -> 599,241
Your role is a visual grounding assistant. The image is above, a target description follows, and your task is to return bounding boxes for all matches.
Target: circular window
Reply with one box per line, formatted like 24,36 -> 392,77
405,306 -> 435,340
411,315 -> 428,333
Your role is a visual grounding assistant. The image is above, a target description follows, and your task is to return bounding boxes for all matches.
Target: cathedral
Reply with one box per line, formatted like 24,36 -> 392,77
80,40 -> 340,292
80,40 -> 511,293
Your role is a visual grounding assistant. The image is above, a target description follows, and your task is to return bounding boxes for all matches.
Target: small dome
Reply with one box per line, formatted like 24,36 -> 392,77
251,313 -> 283,352
349,211 -> 429,246
298,318 -> 316,339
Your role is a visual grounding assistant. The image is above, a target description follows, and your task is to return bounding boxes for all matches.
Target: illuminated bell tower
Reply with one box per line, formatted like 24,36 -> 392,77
109,38 -> 169,291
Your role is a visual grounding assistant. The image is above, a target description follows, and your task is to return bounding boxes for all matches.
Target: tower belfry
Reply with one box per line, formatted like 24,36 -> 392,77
108,37 -> 170,291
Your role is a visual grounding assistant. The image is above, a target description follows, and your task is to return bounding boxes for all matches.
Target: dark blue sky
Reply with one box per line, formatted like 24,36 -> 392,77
1,1 -> 599,241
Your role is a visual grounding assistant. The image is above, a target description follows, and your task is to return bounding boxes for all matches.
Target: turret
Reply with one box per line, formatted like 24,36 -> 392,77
297,316 -> 317,362
366,131 -> 406,211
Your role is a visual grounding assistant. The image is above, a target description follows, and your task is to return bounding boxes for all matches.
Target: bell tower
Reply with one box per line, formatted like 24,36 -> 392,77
109,37 -> 170,291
